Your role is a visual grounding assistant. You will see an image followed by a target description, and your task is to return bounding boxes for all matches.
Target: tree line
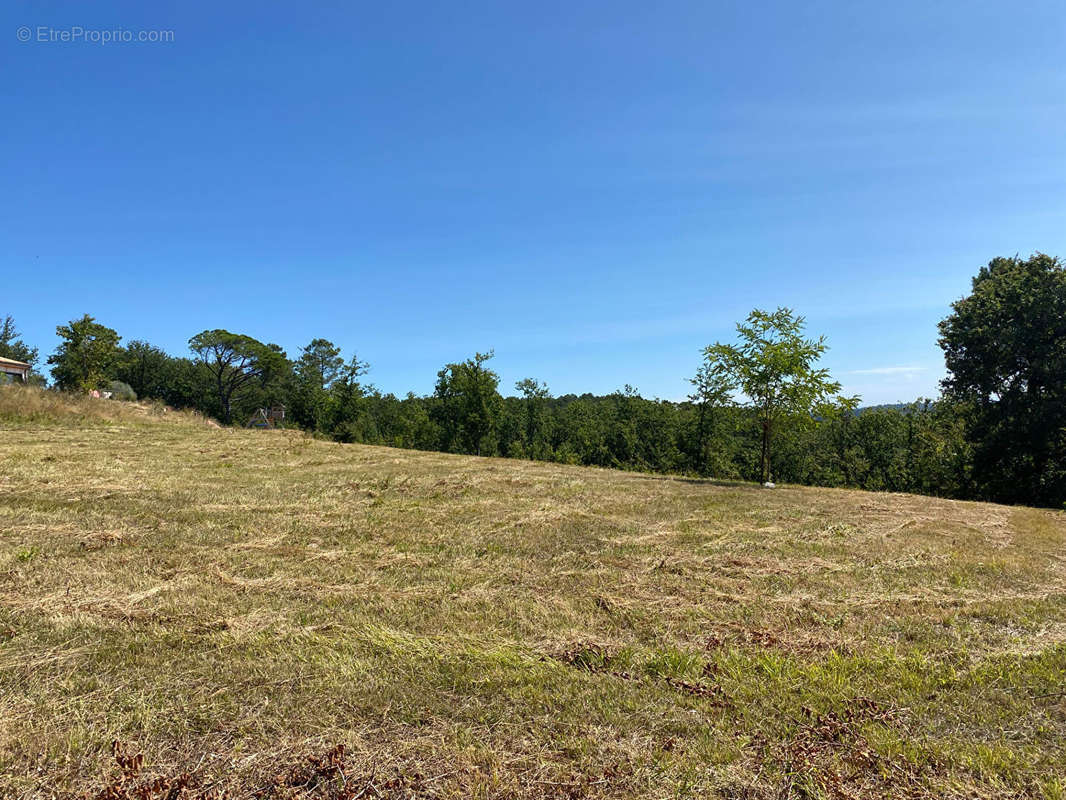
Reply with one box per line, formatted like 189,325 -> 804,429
2,253 -> 1063,508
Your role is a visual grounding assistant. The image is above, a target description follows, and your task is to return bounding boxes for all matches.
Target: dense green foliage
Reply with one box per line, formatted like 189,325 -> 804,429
188,329 -> 289,424
47,315 -> 121,392
939,253 -> 1066,506
3,253 -> 1063,507
433,351 -> 502,457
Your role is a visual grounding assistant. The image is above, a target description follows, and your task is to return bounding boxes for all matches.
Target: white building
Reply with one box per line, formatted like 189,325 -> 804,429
0,357 -> 31,383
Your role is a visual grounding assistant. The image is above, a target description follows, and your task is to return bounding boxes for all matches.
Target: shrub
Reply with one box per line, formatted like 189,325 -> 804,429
108,380 -> 137,401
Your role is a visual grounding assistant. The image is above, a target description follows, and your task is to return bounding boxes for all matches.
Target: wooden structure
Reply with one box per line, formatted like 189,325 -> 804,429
0,357 -> 30,384
246,405 -> 286,429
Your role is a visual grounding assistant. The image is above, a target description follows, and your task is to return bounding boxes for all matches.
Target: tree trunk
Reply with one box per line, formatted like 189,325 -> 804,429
695,402 -> 708,474
760,419 -> 771,483
217,372 -> 230,425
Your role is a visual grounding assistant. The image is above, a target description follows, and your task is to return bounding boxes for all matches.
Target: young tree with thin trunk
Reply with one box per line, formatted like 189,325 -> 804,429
703,308 -> 855,484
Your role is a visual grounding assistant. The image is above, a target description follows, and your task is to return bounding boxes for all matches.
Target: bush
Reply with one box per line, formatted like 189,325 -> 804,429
108,380 -> 137,401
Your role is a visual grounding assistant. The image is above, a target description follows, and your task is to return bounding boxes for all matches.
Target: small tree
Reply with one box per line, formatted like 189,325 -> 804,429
188,329 -> 285,424
705,308 -> 855,484
48,314 -> 121,392
107,380 -> 138,401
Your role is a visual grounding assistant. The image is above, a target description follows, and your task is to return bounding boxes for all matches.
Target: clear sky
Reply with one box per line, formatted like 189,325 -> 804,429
3,1 -> 1064,404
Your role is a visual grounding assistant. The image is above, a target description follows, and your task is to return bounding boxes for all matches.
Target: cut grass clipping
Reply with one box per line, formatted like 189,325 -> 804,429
1,385 -> 1064,798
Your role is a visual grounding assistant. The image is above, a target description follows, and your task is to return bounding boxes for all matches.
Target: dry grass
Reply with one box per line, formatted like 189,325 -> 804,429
1,386 -> 1064,798
0,384 -> 212,428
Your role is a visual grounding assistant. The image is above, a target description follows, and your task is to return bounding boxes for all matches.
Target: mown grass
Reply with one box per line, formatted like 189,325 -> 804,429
1,386 -> 1064,798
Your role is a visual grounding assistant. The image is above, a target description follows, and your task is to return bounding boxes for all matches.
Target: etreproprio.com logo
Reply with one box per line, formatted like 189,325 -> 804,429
16,25 -> 175,44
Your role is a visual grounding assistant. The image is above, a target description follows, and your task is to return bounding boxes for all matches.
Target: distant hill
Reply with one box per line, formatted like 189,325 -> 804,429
854,400 -> 938,415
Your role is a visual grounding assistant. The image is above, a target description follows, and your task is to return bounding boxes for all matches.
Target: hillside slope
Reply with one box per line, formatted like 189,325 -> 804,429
1,390 -> 1064,798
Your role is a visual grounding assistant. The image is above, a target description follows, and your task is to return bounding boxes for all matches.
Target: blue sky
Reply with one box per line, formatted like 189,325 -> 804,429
3,1 -> 1064,404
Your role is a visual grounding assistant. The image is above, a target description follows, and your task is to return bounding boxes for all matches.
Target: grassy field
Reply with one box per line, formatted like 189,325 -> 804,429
1,387 -> 1064,799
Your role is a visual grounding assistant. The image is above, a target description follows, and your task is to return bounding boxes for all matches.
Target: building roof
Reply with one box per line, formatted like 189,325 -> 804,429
0,357 -> 31,369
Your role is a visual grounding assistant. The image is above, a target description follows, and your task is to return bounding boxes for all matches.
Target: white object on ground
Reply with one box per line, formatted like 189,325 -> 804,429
763,481 -> 775,488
